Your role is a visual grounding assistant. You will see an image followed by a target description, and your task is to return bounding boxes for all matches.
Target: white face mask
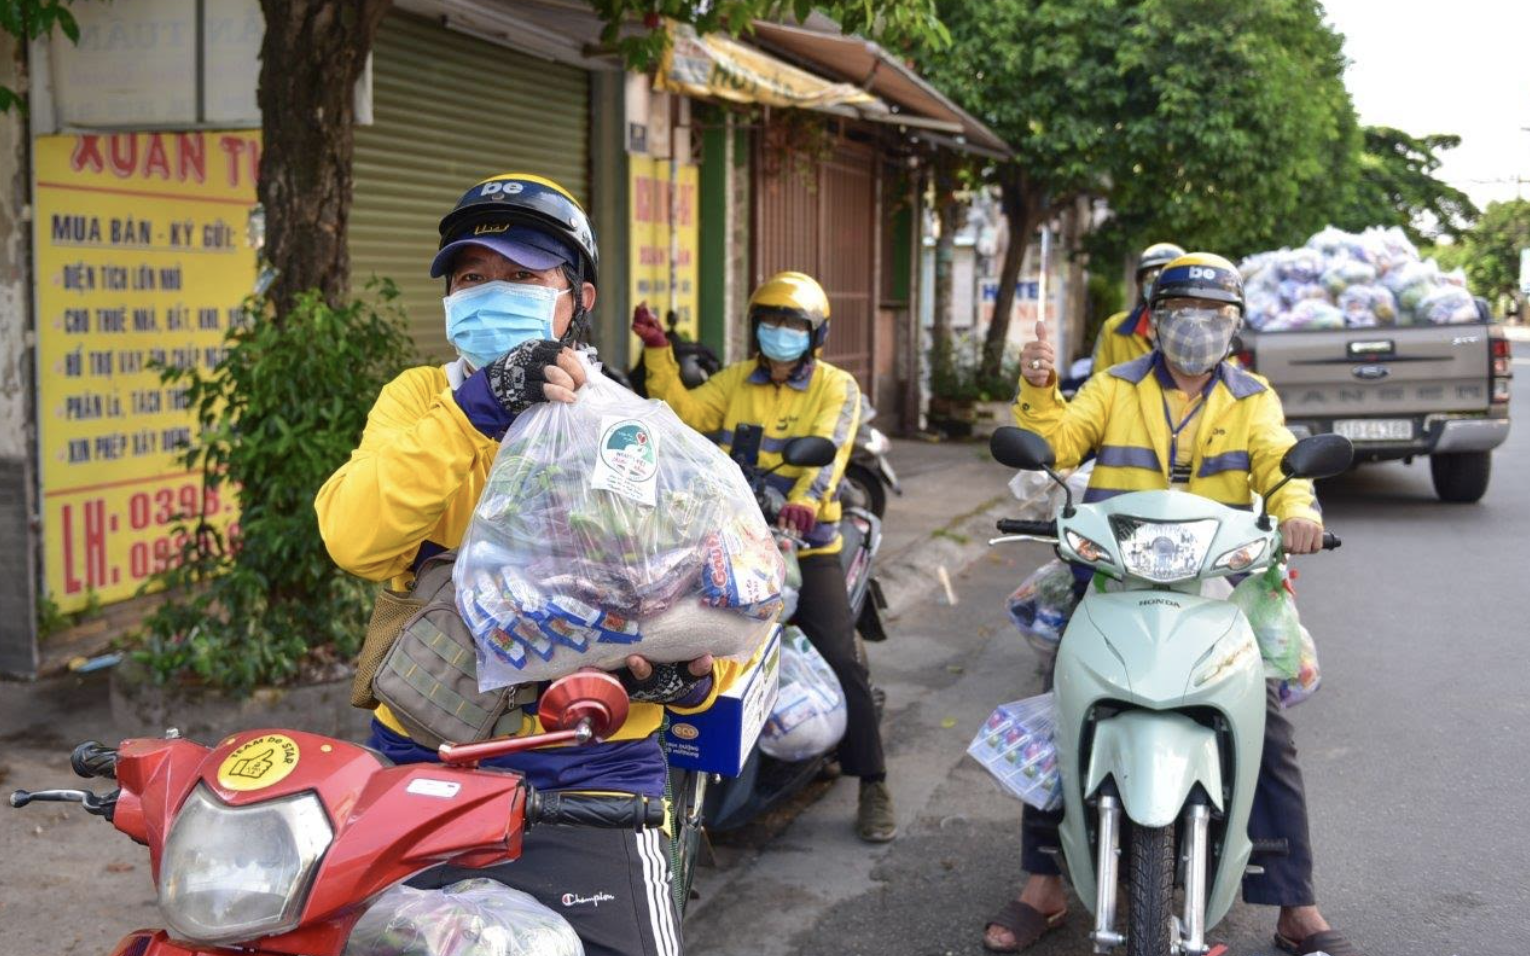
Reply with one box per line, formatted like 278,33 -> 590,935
1152,305 -> 1240,375
443,281 -> 567,369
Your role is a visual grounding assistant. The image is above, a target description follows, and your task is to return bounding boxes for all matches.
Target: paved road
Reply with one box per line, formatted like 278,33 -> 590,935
688,373 -> 1530,956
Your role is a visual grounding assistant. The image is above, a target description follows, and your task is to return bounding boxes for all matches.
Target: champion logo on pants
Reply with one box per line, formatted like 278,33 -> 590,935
561,891 -> 617,907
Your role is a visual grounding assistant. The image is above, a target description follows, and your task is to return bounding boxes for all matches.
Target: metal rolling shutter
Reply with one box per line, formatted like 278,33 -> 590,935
350,12 -> 589,359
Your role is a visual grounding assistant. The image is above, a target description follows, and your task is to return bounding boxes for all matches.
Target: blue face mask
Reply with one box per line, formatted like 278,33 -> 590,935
757,325 -> 811,362
444,280 -> 567,369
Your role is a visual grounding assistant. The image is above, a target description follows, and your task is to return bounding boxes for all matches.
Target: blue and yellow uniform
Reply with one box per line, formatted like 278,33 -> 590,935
1092,304 -> 1154,371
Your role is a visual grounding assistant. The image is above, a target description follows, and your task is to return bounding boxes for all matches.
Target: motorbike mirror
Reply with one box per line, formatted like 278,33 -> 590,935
782,436 -> 837,468
1280,434 -> 1353,481
538,671 -> 630,741
990,427 -> 1055,471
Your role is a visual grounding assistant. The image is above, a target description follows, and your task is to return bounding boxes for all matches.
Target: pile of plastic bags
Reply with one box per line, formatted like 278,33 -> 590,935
1241,225 -> 1479,331
968,693 -> 1062,811
345,879 -> 583,956
456,359 -> 784,689
758,627 -> 847,762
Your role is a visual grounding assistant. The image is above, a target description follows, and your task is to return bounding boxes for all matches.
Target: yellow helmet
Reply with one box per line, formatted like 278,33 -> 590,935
748,271 -> 831,331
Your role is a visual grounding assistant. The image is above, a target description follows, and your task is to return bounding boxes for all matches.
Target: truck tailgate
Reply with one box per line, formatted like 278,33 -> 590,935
1253,324 -> 1492,418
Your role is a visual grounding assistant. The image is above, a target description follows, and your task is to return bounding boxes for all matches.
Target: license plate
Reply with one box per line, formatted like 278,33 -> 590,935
1333,419 -> 1413,442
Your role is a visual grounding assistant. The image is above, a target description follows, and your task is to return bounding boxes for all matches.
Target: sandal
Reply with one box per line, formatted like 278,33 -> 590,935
982,900 -> 1066,953
1273,928 -> 1368,956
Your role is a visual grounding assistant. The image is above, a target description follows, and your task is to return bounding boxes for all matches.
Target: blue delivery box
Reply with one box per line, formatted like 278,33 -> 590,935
664,626 -> 781,775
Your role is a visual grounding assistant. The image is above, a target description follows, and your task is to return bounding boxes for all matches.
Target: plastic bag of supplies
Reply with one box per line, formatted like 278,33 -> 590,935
1005,559 -> 1080,655
968,693 -> 1062,811
1228,562 -> 1303,679
344,879 -> 583,956
456,356 -> 783,689
758,626 -> 847,761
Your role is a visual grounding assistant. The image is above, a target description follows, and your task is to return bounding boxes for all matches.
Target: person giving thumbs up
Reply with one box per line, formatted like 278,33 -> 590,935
1019,318 -> 1055,387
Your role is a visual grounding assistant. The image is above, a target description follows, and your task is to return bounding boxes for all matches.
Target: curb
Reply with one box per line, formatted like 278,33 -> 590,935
877,493 -> 1014,620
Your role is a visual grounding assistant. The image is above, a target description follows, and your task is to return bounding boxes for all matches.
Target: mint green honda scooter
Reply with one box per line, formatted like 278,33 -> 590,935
988,427 -> 1351,956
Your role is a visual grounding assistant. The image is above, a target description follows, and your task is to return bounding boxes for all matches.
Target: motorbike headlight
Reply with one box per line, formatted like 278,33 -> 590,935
1110,517 -> 1219,583
1213,539 -> 1266,572
1064,529 -> 1114,566
159,785 -> 332,945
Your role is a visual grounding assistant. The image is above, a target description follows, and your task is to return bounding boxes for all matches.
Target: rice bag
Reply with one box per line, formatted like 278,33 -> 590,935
1228,562 -> 1302,679
968,693 -> 1062,811
758,626 -> 846,761
456,354 -> 785,690
344,878 -> 583,956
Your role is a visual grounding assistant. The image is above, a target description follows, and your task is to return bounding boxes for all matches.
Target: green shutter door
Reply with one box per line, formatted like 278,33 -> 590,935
350,12 -> 590,359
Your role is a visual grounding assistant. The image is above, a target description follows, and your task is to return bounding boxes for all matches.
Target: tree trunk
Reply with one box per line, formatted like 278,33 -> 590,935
932,155 -> 961,359
257,0 -> 392,316
982,168 -> 1042,382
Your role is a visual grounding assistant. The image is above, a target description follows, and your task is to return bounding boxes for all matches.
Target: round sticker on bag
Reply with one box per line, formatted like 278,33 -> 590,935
592,417 -> 660,505
217,733 -> 300,791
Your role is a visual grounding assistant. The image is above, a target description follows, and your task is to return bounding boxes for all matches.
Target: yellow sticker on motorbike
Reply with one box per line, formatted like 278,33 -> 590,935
217,733 -> 300,791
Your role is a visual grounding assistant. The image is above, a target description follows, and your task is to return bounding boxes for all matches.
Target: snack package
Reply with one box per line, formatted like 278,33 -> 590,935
968,693 -> 1062,811
1276,624 -> 1321,708
456,355 -> 784,689
1228,562 -> 1303,679
758,626 -> 847,761
344,878 -> 583,956
1006,559 -> 1080,655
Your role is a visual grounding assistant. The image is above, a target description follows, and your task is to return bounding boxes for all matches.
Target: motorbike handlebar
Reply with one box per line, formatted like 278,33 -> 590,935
1321,532 -> 1341,550
527,791 -> 666,832
996,519 -> 1058,538
71,741 -> 119,780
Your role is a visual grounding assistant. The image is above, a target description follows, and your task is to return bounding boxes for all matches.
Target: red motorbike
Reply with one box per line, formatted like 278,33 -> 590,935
8,671 -> 663,956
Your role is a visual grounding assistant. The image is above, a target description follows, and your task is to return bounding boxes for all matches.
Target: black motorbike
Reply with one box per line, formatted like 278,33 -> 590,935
666,429 -> 888,911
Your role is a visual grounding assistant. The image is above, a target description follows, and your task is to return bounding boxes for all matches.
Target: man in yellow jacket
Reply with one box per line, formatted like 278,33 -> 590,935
983,255 -> 1365,956
1089,241 -> 1185,372
317,173 -> 728,956
633,272 -> 897,843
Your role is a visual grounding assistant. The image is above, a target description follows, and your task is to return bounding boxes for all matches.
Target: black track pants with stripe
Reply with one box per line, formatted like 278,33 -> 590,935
408,822 -> 683,956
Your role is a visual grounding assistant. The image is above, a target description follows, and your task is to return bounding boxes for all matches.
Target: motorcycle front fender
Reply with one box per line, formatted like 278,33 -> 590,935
1084,709 -> 1222,828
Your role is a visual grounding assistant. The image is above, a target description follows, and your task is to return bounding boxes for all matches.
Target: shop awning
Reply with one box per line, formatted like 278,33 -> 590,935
748,18 -> 1012,158
656,23 -> 887,114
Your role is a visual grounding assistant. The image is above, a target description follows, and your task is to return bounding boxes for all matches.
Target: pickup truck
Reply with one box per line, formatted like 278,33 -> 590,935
1237,304 -> 1513,502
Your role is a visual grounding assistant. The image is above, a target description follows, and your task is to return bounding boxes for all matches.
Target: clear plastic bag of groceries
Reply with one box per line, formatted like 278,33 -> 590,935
1005,559 -> 1080,656
344,878 -> 583,956
1008,459 -> 1094,522
968,692 -> 1061,811
1276,624 -> 1321,709
1228,562 -> 1303,679
758,626 -> 847,761
456,354 -> 783,689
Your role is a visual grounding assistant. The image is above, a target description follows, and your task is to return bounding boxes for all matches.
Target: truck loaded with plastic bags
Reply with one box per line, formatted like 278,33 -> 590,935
1234,226 -> 1512,502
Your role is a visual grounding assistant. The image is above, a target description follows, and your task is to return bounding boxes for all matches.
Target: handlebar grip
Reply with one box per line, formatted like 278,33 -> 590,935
1321,532 -> 1341,550
528,791 -> 666,831
996,519 -> 1058,537
71,741 -> 118,780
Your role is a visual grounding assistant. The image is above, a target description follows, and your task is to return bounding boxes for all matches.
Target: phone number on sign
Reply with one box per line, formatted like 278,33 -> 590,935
56,482 -> 239,596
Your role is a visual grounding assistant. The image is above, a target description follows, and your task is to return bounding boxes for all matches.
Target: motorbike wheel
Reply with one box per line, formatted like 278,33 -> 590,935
1126,823 -> 1176,956
841,464 -> 887,519
668,769 -> 705,916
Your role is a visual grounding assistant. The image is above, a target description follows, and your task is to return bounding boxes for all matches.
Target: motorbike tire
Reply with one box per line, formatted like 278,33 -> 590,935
1429,451 -> 1491,503
841,464 -> 887,519
1126,823 -> 1176,956
668,768 -> 705,916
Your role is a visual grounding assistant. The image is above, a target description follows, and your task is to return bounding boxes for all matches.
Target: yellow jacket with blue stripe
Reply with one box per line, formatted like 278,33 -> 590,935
1092,305 -> 1153,371
314,365 -> 740,750
1012,352 -> 1322,525
644,346 -> 860,556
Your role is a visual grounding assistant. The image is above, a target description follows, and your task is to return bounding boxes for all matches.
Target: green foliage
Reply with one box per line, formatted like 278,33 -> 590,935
133,281 -> 416,692
1450,200 -> 1530,308
930,335 -> 1019,403
585,0 -> 948,69
1327,126 -> 1478,244
35,588 -> 102,641
0,0 -> 83,113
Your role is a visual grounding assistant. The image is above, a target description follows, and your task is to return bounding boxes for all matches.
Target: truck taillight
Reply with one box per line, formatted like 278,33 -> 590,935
1489,333 -> 1512,405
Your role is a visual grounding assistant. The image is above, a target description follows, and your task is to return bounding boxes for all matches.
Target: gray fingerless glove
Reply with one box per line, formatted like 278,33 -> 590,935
485,339 -> 565,416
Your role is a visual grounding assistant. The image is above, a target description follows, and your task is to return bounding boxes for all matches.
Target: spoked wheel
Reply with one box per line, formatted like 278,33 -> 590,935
1126,823 -> 1176,956
667,769 -> 707,916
